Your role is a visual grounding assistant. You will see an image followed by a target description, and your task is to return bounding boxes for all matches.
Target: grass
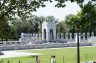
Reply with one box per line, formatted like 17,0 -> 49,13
1,46 -> 96,63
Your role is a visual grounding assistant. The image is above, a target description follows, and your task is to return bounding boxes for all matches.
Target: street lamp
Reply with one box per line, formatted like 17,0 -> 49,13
77,31 -> 80,63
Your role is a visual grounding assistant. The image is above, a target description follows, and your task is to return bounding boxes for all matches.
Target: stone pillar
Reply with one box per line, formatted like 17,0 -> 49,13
61,33 -> 64,39
0,48 -> 3,55
33,34 -> 36,40
65,33 -> 68,39
29,33 -> 31,38
27,34 -> 30,42
83,33 -> 85,40
3,42 -> 6,45
80,33 -> 83,40
87,32 -> 90,39
30,34 -> 32,38
75,33 -> 81,43
70,33 -> 72,39
91,32 -> 94,36
79,33 -> 81,39
21,33 -> 24,38
36,34 -> 38,41
57,33 -> 60,40
74,33 -> 76,40
0,48 -> 1,53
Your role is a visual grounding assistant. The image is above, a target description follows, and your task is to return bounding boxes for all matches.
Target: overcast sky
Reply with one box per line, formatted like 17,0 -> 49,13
32,1 -> 81,21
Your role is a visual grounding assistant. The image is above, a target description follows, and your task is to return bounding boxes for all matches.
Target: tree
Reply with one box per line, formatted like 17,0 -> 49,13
0,21 -> 12,42
0,0 -> 49,22
66,2 -> 96,31
65,2 -> 96,63
80,1 -> 96,29
45,16 -> 58,23
56,21 -> 70,33
1,0 -> 95,23
0,0 -> 95,41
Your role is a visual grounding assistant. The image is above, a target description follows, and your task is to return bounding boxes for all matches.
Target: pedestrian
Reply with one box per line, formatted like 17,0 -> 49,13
51,55 -> 54,63
53,55 -> 56,63
51,55 -> 56,63
35,56 -> 40,63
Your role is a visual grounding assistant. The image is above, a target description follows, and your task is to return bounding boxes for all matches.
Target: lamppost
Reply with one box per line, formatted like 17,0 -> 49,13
77,31 -> 80,63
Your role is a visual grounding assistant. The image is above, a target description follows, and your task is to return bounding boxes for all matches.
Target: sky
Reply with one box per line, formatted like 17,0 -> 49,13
32,1 -> 81,21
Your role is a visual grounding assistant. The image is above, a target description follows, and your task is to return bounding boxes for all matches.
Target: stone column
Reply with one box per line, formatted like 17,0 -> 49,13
83,33 -> 85,40
0,48 -> 1,55
87,32 -> 90,39
91,32 -> 94,37
21,33 -> 24,38
0,48 -> 1,54
79,33 -> 81,40
74,33 -> 76,40
70,33 -> 72,40
30,34 -> 32,40
61,33 -> 64,39
65,33 -> 68,39
75,33 -> 81,43
33,34 -> 35,40
80,33 -> 83,40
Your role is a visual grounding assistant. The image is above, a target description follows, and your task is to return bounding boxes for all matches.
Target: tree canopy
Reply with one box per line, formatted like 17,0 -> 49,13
0,0 -> 96,23
0,0 -> 96,41
65,1 -> 96,31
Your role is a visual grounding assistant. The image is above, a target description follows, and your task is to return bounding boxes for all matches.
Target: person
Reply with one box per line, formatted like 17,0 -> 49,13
51,55 -> 56,63
35,56 -> 40,63
51,56 -> 54,63
53,55 -> 56,63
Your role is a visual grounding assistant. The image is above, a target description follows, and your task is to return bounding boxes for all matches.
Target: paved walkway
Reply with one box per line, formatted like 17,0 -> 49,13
0,46 -> 93,58
0,50 -> 42,58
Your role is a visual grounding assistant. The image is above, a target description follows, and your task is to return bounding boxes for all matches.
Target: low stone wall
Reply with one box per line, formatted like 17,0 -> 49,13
0,43 -> 91,51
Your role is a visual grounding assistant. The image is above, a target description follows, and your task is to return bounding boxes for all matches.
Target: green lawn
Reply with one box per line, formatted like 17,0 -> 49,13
1,46 -> 96,63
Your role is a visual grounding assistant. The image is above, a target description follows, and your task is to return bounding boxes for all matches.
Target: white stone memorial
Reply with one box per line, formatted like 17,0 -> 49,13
42,21 -> 56,42
19,21 -> 95,44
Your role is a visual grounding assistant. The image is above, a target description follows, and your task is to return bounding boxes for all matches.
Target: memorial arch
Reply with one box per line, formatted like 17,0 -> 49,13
42,21 -> 56,42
